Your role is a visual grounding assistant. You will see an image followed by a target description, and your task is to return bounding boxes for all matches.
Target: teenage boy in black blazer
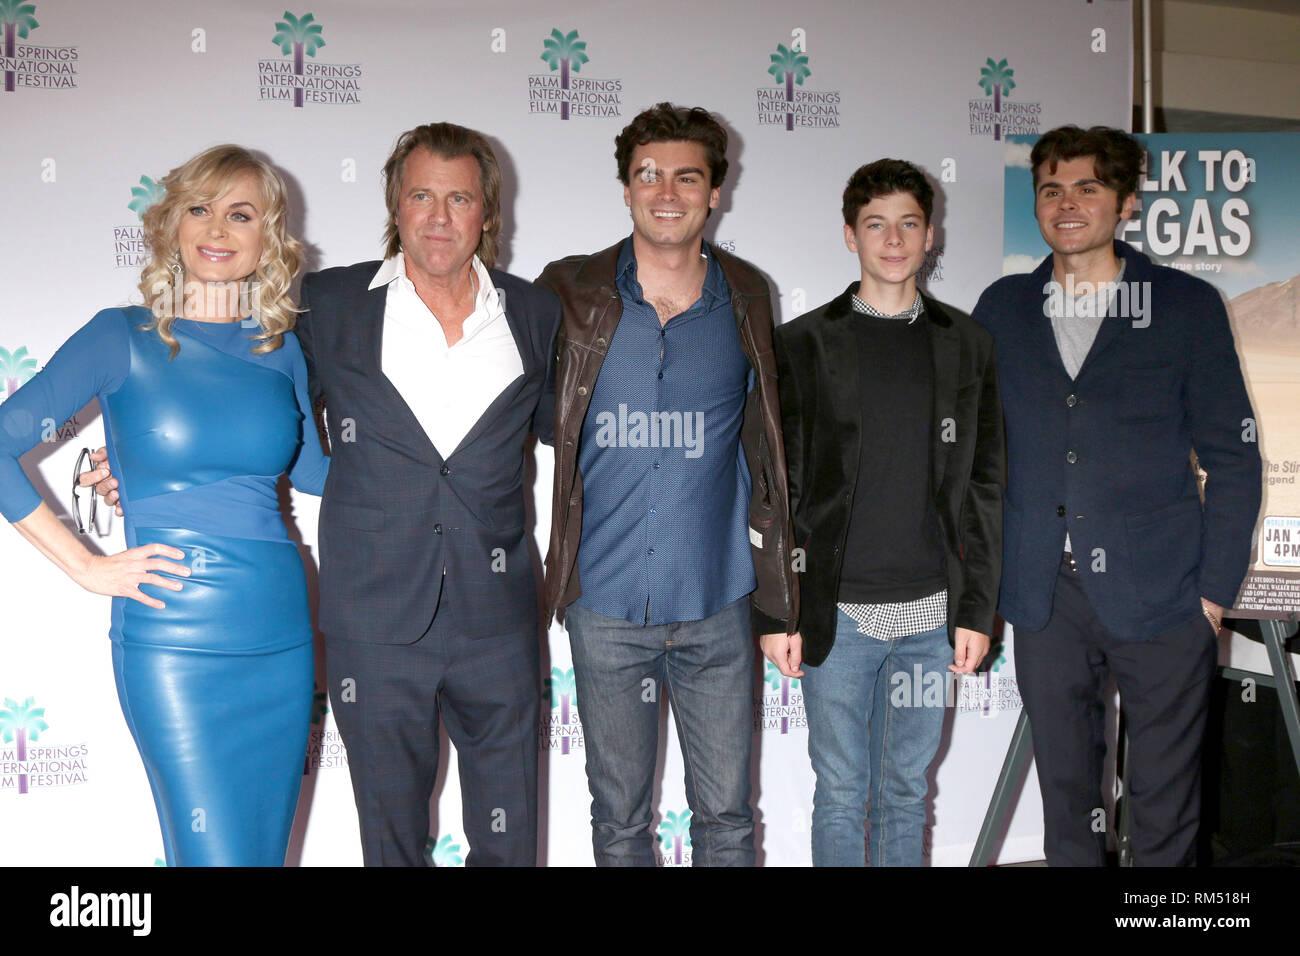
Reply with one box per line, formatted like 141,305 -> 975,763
767,159 -> 1005,866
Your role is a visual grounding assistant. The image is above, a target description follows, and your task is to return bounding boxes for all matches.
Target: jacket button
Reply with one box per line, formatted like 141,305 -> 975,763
1057,505 -> 1066,517
1066,394 -> 1078,407
577,386 -> 587,396
433,524 -> 443,535
596,337 -> 606,347
440,464 -> 450,476
1066,451 -> 1078,464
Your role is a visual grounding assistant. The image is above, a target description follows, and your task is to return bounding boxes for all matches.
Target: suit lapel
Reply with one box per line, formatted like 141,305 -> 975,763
925,303 -> 960,495
1025,256 -> 1075,382
363,281 -> 443,465
1076,243 -> 1144,377
444,277 -> 535,460
447,373 -> 527,459
822,288 -> 861,494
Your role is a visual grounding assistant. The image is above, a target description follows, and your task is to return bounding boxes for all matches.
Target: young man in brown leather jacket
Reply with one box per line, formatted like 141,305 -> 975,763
536,103 -> 797,866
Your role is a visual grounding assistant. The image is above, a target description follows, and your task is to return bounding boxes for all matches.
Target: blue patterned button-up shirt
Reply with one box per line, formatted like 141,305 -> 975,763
575,238 -> 756,625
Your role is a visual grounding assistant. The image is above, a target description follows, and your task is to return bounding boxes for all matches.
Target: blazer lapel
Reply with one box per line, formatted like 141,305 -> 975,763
1024,255 -> 1076,382
447,372 -> 527,459
1076,242 -> 1145,377
822,287 -> 861,493
364,282 -> 443,465
445,278 -> 536,460
924,301 -> 961,496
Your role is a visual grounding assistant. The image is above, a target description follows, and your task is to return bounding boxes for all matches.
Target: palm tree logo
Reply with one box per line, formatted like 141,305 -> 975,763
425,833 -> 464,867
767,43 -> 811,132
764,661 -> 800,734
0,0 -> 37,93
127,176 -> 163,222
657,809 -> 692,865
543,666 -> 578,754
0,345 -> 37,399
0,696 -> 49,794
977,57 -> 1016,142
539,28 -> 588,121
271,11 -> 325,109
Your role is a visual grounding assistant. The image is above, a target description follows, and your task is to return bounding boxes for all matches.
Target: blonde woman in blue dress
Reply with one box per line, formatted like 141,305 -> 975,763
0,145 -> 328,865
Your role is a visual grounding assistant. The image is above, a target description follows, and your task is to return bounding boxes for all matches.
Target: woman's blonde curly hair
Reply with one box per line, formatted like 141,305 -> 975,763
136,145 -> 303,356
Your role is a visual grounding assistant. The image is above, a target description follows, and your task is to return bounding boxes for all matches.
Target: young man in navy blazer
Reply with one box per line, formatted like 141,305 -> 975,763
973,125 -> 1261,866
768,159 -> 1004,866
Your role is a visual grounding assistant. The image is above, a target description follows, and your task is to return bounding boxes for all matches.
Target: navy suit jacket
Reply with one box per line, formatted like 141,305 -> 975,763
973,241 -> 1261,640
298,262 -> 561,643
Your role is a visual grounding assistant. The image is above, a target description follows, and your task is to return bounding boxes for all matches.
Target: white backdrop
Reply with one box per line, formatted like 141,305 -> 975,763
0,0 -> 1133,865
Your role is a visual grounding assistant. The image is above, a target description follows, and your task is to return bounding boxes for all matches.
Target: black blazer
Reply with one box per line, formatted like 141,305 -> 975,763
297,262 -> 560,643
773,285 -> 1005,667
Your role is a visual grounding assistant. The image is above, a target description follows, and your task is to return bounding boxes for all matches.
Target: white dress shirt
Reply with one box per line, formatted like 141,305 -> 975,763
371,253 -> 524,459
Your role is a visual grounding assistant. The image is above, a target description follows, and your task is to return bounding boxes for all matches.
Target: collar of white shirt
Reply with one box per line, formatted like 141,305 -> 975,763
368,252 -> 504,342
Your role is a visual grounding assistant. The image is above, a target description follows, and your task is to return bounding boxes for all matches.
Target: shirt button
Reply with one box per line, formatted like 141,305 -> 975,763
440,464 -> 451,476
657,371 -> 663,379
1066,451 -> 1078,464
649,508 -> 656,516
433,523 -> 443,535
1057,505 -> 1066,517
653,462 -> 660,469
647,548 -> 656,555
1066,394 -> 1078,407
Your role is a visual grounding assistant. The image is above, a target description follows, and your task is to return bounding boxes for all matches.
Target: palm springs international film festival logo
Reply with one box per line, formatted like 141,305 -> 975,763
303,682 -> 347,774
969,57 -> 1040,141
656,809 -> 692,867
258,11 -> 362,108
0,346 -> 79,437
540,666 -> 583,754
958,651 -> 1024,717
0,1 -> 78,94
111,175 -> 163,270
756,661 -> 806,735
528,28 -> 622,120
1,345 -> 37,399
756,37 -> 840,131
0,697 -> 90,794
425,833 -> 465,867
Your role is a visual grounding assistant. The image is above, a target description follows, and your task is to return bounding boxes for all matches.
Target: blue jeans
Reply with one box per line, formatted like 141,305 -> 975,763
802,609 -> 951,866
564,596 -> 755,866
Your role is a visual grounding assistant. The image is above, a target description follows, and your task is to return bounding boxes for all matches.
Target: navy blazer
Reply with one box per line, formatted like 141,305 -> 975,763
297,262 -> 561,644
973,241 -> 1261,640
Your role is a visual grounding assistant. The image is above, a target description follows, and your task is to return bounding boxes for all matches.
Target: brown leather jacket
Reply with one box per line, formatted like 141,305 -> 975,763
536,240 -> 798,636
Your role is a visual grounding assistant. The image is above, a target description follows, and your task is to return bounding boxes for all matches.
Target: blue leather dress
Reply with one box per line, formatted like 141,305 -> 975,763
0,307 -> 329,865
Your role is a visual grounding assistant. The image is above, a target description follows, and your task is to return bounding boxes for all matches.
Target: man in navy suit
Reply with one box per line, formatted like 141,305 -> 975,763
973,125 -> 1261,865
96,124 -> 560,865
298,124 -> 560,866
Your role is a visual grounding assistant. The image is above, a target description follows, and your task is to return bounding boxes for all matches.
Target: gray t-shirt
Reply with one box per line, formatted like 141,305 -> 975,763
1048,259 -> 1127,378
